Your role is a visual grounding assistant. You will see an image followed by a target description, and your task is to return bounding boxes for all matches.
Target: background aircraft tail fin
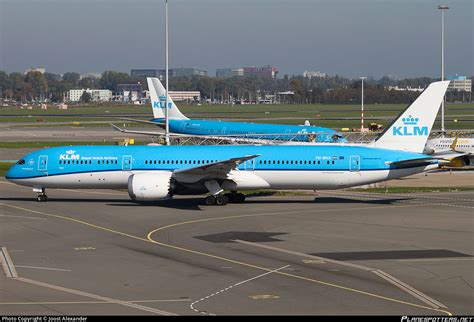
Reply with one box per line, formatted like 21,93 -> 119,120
147,77 -> 188,120
374,81 -> 450,153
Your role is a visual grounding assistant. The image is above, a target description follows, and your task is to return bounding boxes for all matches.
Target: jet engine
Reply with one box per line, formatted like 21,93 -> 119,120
423,146 -> 435,155
128,172 -> 174,201
440,155 -> 471,168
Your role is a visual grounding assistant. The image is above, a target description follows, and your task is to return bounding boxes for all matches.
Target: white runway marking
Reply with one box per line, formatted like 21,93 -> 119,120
15,265 -> 71,272
0,214 -> 45,220
0,299 -> 192,306
234,239 -> 447,310
397,258 -> 474,262
16,277 -> 177,315
0,247 -> 18,278
319,191 -> 474,210
0,246 -> 176,315
190,265 -> 290,316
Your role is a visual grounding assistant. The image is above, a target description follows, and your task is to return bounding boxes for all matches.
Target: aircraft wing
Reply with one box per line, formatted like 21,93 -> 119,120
431,151 -> 470,160
116,117 -> 164,125
174,155 -> 260,178
111,124 -> 165,136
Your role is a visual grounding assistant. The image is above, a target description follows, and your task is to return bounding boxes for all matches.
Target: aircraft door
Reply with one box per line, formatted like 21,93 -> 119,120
38,155 -> 48,172
122,155 -> 132,171
221,127 -> 227,135
350,156 -> 360,172
244,159 -> 255,171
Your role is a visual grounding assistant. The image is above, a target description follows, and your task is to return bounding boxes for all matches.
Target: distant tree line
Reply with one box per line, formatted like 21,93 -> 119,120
0,70 -> 472,104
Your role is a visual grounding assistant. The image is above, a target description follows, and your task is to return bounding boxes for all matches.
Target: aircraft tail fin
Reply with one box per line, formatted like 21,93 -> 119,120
147,77 -> 188,120
373,81 -> 450,153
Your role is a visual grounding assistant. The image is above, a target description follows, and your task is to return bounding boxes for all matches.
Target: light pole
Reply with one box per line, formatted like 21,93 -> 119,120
360,77 -> 367,131
164,0 -> 170,145
438,5 -> 449,135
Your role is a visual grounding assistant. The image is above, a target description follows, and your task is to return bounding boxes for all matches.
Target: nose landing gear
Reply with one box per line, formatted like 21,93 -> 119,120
34,187 -> 48,202
37,194 -> 48,202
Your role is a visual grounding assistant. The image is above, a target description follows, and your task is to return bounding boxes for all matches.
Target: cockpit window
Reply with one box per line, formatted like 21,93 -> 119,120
16,159 -> 25,165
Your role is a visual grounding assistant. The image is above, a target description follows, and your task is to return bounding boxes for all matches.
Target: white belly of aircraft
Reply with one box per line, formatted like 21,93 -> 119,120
10,171 -> 132,189
9,165 -> 438,191
254,165 -> 435,189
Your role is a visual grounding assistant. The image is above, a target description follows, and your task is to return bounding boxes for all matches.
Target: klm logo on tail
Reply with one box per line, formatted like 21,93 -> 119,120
392,115 -> 428,136
153,95 -> 172,109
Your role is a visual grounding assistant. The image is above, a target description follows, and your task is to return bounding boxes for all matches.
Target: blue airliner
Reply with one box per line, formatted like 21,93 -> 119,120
113,77 -> 344,143
6,81 -> 454,205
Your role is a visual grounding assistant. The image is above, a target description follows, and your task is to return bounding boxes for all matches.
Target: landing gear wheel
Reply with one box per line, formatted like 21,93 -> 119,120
36,194 -> 48,202
224,193 -> 236,203
204,195 -> 216,206
225,192 -> 245,203
235,193 -> 246,203
215,195 -> 228,206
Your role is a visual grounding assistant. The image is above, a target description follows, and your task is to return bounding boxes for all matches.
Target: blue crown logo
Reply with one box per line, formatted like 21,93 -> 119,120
402,115 -> 419,125
159,95 -> 166,101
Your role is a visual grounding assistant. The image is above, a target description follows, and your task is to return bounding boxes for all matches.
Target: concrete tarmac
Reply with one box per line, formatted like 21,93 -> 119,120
0,181 -> 473,315
0,124 -> 154,141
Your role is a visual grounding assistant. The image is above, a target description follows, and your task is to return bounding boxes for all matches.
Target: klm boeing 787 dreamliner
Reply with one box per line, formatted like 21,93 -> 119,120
6,81 -> 453,205
113,77 -> 344,143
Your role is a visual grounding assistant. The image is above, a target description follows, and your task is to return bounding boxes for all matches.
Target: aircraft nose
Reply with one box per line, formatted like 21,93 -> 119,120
4,164 -> 16,180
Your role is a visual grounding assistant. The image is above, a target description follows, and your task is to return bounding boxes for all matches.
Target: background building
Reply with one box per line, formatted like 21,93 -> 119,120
24,67 -> 46,74
142,90 -> 200,103
216,68 -> 244,78
303,70 -> 327,79
117,83 -> 142,93
447,76 -> 472,102
79,72 -> 101,80
116,83 -> 143,103
131,68 -> 207,79
131,69 -> 161,77
68,89 -> 112,102
447,76 -> 472,92
168,91 -> 200,102
172,68 -> 207,77
243,65 -> 278,79
385,86 -> 425,92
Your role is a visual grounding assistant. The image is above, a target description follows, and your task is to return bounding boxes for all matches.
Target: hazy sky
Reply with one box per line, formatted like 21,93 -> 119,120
0,0 -> 472,78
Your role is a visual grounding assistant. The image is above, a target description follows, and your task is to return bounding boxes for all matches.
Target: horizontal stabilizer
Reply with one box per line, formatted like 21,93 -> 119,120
386,157 -> 438,168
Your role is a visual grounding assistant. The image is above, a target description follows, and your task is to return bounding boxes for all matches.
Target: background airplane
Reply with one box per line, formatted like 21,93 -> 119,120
6,81 -> 457,205
114,77 -> 345,143
424,134 -> 474,166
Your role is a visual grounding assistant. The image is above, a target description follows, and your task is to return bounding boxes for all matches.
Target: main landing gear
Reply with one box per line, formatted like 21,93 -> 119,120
34,187 -> 48,202
203,180 -> 245,206
204,192 -> 246,206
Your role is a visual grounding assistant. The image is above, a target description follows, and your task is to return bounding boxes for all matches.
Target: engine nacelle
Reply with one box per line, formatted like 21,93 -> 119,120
128,172 -> 173,201
440,155 -> 471,168
423,147 -> 435,155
